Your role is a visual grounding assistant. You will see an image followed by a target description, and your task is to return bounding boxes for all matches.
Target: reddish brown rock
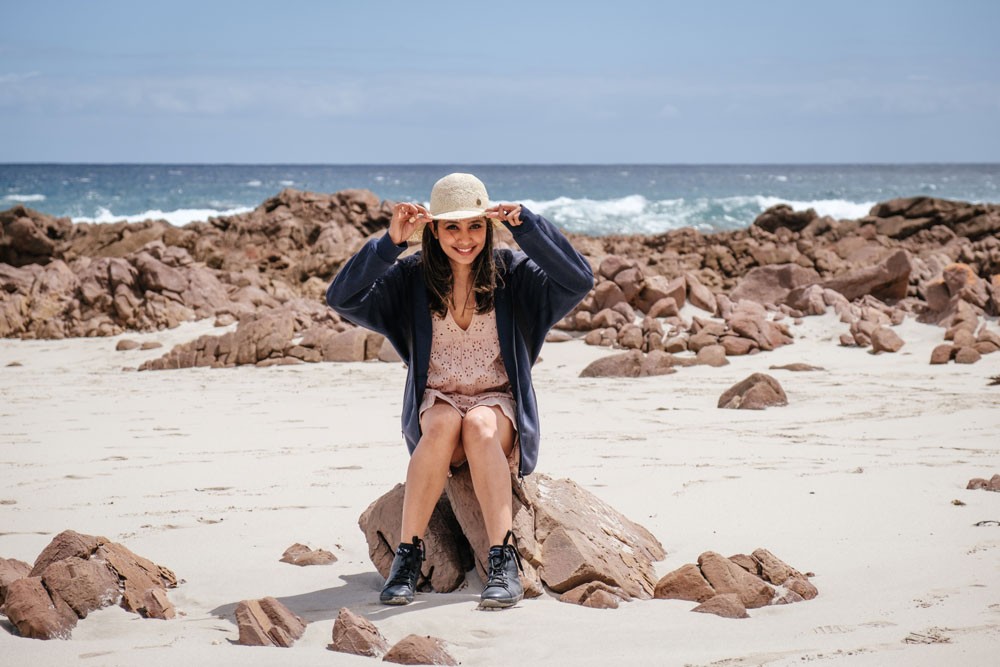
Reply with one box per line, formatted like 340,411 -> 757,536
730,264 -> 820,307
930,344 -> 954,364
697,552 -> 775,609
40,556 -> 121,619
29,530 -> 101,576
358,484 -> 469,594
769,363 -> 824,372
115,339 -> 140,351
686,273 -> 717,314
93,541 -> 177,618
654,563 -> 716,602
870,327 -> 905,353
696,344 -> 729,367
966,474 -> 1000,492
329,607 -> 389,657
579,350 -> 678,378
235,596 -> 306,648
750,549 -> 801,586
785,576 -> 819,601
718,373 -> 788,410
955,347 -> 982,364
3,576 -> 78,639
383,634 -> 458,666
0,557 -> 32,605
691,593 -> 749,619
280,543 -> 337,566
559,581 -> 628,609
720,335 -> 756,356
753,204 -> 818,233
648,296 -> 679,318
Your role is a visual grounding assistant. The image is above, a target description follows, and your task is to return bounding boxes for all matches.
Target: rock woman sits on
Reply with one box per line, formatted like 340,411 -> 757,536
326,173 -> 592,608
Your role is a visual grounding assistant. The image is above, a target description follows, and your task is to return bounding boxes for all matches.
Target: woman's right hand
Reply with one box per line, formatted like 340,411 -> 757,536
389,202 -> 433,245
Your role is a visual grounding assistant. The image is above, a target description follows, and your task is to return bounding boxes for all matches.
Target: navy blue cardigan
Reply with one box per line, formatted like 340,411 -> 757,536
325,207 -> 593,476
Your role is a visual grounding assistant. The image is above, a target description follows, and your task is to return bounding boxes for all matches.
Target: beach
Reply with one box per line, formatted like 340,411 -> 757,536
2,308 -> 998,666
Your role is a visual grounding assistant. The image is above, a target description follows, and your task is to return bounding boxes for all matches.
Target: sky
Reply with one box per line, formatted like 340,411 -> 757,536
1,0 -> 998,164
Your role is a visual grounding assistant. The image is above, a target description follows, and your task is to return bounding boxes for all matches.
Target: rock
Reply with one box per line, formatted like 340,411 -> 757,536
966,474 -> 1000,492
528,475 -> 665,599
3,576 -> 78,639
870,327 -> 905,353
955,347 -> 982,364
654,563 -> 716,602
691,593 -> 749,619
769,363 -> 824,372
696,344 -> 729,367
930,344 -> 954,364
753,204 -> 818,233
579,350 -> 678,378
720,335 -> 756,356
598,255 -> 631,280
30,530 -> 101,576
280,543 -> 337,566
383,634 -> 458,666
559,581 -> 628,609
93,540 -> 177,618
115,339 -> 140,351
545,329 -> 573,343
235,597 -> 306,648
648,296 -> 679,318
686,273 -> 717,314
785,576 -> 819,601
328,607 -> 389,657
593,280 -> 627,311
750,549 -> 801,586
140,341 -> 162,350
718,373 -> 788,410
697,552 -> 775,609
358,484 -> 469,594
39,556 -> 121,619
730,264 -> 820,306
0,557 -> 31,606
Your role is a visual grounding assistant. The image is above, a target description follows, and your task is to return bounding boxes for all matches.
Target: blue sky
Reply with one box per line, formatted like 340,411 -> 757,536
1,0 -> 998,163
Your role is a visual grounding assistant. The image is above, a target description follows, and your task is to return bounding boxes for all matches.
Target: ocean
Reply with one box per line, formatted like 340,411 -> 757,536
2,164 -> 998,236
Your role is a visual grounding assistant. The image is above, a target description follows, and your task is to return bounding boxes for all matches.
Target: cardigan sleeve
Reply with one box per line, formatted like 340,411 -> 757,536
325,232 -> 410,337
505,206 -> 594,334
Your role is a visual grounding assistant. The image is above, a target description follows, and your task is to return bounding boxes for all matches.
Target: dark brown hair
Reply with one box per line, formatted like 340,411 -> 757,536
421,220 -> 503,318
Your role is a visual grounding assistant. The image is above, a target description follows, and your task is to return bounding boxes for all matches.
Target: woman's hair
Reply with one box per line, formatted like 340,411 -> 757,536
421,220 -> 502,317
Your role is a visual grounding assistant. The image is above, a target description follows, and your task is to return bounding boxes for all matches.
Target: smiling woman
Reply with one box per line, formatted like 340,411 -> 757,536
326,172 -> 594,610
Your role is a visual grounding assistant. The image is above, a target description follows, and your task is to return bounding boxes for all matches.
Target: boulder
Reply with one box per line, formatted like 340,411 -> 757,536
279,543 -> 337,566
235,597 -> 306,648
654,563 -> 716,602
696,552 -> 775,609
696,344 -> 729,367
966,474 -> 1000,492
39,556 -> 121,619
383,634 -> 458,666
753,204 -> 818,233
729,264 -> 820,306
686,273 -> 717,314
870,327 -> 905,353
0,557 -> 32,605
558,581 -> 628,609
718,373 -> 788,410
579,350 -> 679,378
691,593 -> 749,619
955,347 -> 982,364
930,344 -> 954,364
3,576 -> 78,639
358,484 -> 469,593
328,607 -> 389,657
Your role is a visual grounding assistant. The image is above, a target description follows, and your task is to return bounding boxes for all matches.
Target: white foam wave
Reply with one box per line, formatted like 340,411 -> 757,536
245,180 -> 263,187
73,206 -> 254,226
4,193 -> 46,202
520,194 -> 875,235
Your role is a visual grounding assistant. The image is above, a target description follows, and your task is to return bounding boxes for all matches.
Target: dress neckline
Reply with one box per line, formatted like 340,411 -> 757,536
446,307 -> 475,333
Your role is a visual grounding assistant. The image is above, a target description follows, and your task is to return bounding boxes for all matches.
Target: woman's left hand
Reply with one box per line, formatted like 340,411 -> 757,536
485,203 -> 523,227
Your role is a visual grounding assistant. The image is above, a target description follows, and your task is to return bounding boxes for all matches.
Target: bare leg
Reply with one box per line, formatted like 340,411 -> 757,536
461,405 -> 516,546
400,402 -> 463,540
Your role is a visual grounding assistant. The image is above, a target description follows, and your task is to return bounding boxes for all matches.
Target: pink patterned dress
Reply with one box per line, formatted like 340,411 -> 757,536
418,308 -> 519,472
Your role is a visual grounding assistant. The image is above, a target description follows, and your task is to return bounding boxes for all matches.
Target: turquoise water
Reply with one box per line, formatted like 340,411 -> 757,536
2,164 -> 998,235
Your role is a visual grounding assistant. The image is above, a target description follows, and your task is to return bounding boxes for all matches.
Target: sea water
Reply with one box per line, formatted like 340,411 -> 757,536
2,164 -> 998,235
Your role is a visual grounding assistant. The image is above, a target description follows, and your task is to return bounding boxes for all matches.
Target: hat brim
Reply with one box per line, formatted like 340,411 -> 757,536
430,208 -> 489,221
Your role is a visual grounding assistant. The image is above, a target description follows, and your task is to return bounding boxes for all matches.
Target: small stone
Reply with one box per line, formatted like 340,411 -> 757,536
329,607 -> 389,657
140,341 -> 163,350
280,543 -> 337,566
116,339 -> 140,351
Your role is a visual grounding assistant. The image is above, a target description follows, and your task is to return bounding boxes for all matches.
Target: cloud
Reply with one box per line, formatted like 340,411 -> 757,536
0,71 -> 41,85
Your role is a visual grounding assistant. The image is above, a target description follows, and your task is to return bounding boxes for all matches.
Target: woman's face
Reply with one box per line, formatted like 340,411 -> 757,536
431,218 -> 488,268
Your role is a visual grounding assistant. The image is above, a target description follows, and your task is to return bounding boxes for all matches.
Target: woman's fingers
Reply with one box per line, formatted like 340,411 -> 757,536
487,203 -> 522,226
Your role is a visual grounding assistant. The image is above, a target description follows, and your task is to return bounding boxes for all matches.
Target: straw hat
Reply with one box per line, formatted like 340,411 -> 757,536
429,173 -> 491,220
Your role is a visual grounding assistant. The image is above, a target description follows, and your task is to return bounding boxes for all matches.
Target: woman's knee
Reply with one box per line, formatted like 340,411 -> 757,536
461,407 -> 500,450
418,404 -> 462,452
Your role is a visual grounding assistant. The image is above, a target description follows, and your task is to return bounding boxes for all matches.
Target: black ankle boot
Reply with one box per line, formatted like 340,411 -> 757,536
380,536 -> 424,605
480,531 -> 523,609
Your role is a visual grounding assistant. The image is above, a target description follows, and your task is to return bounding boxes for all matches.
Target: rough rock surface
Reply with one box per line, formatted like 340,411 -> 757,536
0,557 -> 33,605
1,530 -> 177,639
966,474 -> 1000,492
235,596 -> 307,648
383,634 -> 458,666
328,607 -> 389,657
692,593 -> 750,619
279,543 -> 337,566
718,373 -> 788,410
362,472 -> 664,604
653,563 -> 716,602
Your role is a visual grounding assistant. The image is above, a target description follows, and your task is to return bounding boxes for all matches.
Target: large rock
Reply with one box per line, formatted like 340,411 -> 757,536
328,607 -> 389,657
2,576 -> 78,639
358,484 -> 469,593
870,326 -> 905,353
0,557 -> 32,605
718,373 -> 788,410
692,593 -> 749,619
234,597 -> 306,648
697,552 -> 775,609
788,249 -> 912,304
383,634 -> 458,666
753,204 -> 818,233
579,350 -> 677,378
39,557 -> 121,619
730,264 -> 820,306
654,563 -> 716,602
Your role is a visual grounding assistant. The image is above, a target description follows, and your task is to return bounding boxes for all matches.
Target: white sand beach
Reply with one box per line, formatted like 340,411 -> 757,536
1,312 -> 998,666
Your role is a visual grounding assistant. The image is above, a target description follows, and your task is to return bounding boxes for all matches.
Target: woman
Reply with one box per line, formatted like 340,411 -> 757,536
326,173 -> 592,609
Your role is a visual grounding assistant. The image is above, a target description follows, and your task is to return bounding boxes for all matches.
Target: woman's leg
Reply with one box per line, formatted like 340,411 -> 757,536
461,405 -> 516,546
399,402 -> 464,540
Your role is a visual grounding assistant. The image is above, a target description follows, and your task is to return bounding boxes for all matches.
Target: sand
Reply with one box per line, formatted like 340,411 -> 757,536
1,311 -> 998,666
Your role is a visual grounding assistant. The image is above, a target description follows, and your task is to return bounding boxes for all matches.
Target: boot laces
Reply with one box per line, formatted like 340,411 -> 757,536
485,531 -> 523,588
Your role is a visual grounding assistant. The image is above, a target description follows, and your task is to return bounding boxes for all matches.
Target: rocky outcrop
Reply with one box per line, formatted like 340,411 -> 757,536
718,373 -> 788,410
655,549 -> 817,618
360,472 -> 665,605
234,597 -> 306,648
1,530 -> 177,640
